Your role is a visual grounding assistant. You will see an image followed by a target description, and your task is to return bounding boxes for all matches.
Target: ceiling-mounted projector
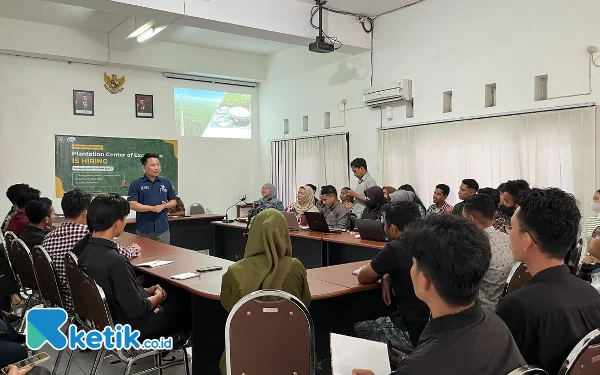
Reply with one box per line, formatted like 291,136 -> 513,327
309,0 -> 334,53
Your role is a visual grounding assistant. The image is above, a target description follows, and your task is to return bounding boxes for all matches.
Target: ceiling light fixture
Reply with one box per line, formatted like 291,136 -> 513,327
128,22 -> 152,39
136,26 -> 166,43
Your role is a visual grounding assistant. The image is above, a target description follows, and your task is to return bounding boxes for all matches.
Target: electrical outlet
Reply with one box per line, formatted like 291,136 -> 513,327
587,45 -> 598,54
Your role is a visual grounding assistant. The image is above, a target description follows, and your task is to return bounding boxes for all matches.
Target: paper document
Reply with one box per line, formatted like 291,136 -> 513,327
330,333 -> 391,375
137,260 -> 173,268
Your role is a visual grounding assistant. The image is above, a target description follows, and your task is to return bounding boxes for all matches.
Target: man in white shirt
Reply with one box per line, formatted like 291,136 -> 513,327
462,193 -> 516,312
346,158 -> 377,218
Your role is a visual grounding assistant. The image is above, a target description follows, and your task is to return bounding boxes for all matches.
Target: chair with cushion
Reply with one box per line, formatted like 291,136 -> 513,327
508,366 -> 548,374
225,289 -> 315,375
31,245 -> 75,375
7,238 -> 42,327
557,329 -> 600,375
189,203 -> 206,215
64,253 -> 190,375
565,239 -> 583,276
502,262 -> 532,297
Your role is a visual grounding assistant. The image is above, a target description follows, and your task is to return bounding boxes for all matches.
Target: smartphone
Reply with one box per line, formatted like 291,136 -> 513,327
5,352 -> 50,373
196,266 -> 223,273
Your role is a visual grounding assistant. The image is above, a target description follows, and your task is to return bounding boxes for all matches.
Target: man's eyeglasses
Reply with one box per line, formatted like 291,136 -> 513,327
504,222 -> 539,244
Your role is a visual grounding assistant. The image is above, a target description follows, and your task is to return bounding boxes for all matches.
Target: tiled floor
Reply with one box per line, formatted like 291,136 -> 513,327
37,345 -> 193,375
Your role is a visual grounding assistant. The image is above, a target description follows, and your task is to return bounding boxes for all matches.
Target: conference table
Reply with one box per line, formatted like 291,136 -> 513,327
116,232 -> 389,375
124,214 -> 224,252
212,221 -> 385,268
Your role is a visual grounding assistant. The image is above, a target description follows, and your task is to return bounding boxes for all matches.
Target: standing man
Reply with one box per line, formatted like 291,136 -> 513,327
426,184 -> 453,215
452,179 -> 479,216
346,158 -> 377,218
128,153 -> 177,244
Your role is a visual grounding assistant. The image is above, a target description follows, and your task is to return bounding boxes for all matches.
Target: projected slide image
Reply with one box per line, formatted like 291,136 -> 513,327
174,88 -> 251,139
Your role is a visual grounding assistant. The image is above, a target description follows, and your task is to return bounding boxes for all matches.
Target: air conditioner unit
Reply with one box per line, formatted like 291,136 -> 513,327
363,80 -> 413,108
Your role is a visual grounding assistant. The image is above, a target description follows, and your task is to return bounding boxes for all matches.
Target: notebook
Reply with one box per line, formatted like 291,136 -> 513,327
137,260 -> 173,268
330,333 -> 391,375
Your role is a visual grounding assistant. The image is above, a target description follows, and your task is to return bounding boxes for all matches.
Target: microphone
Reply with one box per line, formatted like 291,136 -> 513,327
222,195 -> 246,223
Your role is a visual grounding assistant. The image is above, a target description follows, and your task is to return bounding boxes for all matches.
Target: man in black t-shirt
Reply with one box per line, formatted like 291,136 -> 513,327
354,201 -> 429,351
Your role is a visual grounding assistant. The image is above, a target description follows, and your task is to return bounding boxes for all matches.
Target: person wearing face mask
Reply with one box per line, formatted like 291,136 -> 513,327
581,189 -> 600,264
492,180 -> 530,233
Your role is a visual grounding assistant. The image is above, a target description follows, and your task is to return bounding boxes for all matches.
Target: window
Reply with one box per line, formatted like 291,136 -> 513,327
174,88 -> 251,139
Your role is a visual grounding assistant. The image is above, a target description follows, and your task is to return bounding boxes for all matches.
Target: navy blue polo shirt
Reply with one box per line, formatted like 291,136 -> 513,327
127,175 -> 176,234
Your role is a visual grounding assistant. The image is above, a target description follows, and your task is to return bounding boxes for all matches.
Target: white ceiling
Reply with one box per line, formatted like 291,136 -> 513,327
298,0 -> 419,17
156,25 -> 292,56
0,0 -> 128,33
0,0 -> 294,55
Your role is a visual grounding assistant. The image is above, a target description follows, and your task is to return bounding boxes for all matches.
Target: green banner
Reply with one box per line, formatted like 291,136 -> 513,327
54,135 -> 178,197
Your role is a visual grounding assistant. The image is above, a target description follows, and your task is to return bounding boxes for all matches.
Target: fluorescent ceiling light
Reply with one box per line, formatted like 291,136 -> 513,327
137,26 -> 166,43
128,23 -> 152,39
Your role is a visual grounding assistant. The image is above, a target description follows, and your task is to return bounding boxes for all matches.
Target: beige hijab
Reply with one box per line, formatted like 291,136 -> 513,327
291,185 -> 319,214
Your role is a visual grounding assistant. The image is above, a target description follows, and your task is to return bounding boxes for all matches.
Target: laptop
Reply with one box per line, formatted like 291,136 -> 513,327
281,211 -> 301,231
356,219 -> 388,242
304,211 -> 343,234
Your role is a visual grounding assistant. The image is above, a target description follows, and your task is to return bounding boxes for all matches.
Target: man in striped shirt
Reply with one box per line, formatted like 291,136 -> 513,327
42,189 -> 141,312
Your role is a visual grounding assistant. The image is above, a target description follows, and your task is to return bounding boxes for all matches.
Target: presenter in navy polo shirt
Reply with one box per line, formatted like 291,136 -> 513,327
127,153 -> 177,244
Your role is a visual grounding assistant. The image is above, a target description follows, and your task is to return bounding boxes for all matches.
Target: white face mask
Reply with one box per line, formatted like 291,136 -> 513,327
591,202 -> 600,213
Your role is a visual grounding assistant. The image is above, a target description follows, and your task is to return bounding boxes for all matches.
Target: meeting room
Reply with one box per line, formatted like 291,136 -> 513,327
1,0 -> 600,375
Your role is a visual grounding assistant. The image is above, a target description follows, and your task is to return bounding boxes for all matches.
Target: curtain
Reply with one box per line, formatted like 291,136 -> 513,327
271,134 -> 350,207
380,106 -> 597,217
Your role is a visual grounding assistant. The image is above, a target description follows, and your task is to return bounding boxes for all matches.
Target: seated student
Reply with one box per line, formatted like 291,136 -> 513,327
360,186 -> 387,221
167,197 -> 186,217
478,187 -> 500,207
353,214 -> 525,375
285,185 -> 319,226
493,180 -> 529,233
452,179 -> 479,216
462,194 -> 515,312
220,209 -> 311,374
340,187 -> 354,211
354,202 -> 429,351
397,185 -> 427,218
43,189 -> 140,312
581,189 -> 600,263
320,185 -> 350,230
7,187 -> 40,236
19,198 -> 55,250
71,217 -> 141,259
248,183 -> 284,217
79,193 -> 189,341
496,188 -> 600,375
0,341 -> 51,375
383,186 -> 396,201
425,184 -> 453,215
2,184 -> 29,234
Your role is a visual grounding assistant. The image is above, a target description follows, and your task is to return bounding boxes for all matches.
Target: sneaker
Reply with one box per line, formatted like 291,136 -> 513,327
161,349 -> 191,363
11,301 -> 26,316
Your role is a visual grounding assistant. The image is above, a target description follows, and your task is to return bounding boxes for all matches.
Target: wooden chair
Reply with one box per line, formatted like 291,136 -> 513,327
225,289 -> 315,375
30,245 -> 75,375
558,329 -> 600,375
502,262 -> 532,297
508,366 -> 548,374
189,203 -> 206,215
565,239 -> 584,276
64,253 -> 190,375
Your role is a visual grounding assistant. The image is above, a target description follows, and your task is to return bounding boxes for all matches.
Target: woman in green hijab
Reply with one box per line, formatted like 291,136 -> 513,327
219,208 -> 311,373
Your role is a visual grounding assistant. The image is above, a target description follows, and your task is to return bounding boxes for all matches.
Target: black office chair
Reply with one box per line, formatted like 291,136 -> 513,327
190,203 -> 206,215
502,262 -> 531,297
557,329 -> 600,375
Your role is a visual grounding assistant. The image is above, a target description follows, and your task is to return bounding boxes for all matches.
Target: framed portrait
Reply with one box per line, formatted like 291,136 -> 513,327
135,94 -> 154,118
73,90 -> 94,116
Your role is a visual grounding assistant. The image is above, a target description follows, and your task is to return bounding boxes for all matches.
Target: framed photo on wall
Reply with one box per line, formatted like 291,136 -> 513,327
135,94 -> 154,118
73,90 -> 94,116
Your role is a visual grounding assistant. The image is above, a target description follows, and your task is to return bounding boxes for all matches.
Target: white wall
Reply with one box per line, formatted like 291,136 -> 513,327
259,0 -> 600,208
0,54 -> 260,215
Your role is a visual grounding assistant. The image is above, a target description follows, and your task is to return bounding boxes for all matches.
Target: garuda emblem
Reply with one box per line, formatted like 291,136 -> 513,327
104,73 -> 125,94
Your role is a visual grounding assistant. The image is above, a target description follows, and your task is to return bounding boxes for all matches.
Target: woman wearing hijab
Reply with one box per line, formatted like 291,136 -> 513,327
360,186 -> 387,221
249,183 -> 284,217
383,186 -> 397,201
285,185 -> 319,226
397,184 -> 427,217
219,209 -> 311,374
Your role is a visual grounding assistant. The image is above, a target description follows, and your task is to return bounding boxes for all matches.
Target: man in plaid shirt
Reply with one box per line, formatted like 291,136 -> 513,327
426,184 -> 454,215
43,189 -> 141,312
